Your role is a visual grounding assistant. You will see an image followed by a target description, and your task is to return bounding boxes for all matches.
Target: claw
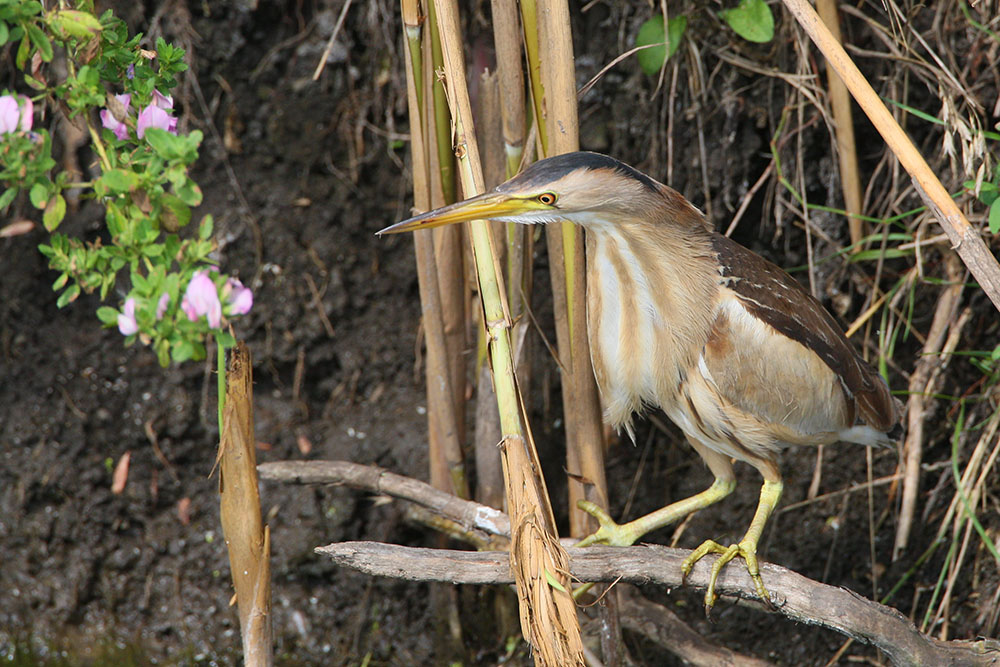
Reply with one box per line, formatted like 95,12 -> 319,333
681,538 -> 772,613
574,500 -> 639,547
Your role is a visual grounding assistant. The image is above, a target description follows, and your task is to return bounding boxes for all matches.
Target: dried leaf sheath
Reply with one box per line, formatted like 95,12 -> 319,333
218,343 -> 272,666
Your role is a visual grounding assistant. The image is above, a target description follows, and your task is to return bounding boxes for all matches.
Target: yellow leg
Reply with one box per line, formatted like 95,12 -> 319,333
575,477 -> 736,547
681,478 -> 783,613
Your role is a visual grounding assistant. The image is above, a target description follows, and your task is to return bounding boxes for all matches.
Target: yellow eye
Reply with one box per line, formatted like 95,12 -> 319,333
537,192 -> 557,205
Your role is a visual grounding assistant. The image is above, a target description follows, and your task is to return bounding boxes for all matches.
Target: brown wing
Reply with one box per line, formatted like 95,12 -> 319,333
711,234 -> 898,432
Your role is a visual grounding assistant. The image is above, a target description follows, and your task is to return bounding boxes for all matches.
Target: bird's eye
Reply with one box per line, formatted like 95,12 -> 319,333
537,192 -> 557,206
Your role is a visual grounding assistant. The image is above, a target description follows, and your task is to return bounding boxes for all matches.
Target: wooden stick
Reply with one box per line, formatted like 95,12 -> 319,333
259,460 -> 511,538
781,0 -> 1000,312
315,541 -> 1000,667
815,0 -> 864,248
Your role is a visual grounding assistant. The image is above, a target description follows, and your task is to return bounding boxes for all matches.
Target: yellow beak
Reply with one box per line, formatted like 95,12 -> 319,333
377,192 -> 536,235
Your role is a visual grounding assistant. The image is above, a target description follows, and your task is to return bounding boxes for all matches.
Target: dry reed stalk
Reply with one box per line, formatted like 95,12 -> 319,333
893,254 -> 965,559
425,0 -> 470,497
472,70 -> 506,510
433,0 -> 584,662
534,0 -> 609,541
816,0 -> 865,248
781,0 -> 1000,312
536,2 -> 618,661
519,0 -> 548,153
928,401 -> 1000,637
218,343 -> 272,666
401,0 -> 468,500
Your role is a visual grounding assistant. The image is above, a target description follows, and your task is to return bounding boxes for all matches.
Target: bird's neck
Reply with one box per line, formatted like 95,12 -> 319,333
585,219 -> 719,431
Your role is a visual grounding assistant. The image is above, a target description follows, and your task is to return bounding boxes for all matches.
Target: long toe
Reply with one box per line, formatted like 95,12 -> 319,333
574,500 -> 639,548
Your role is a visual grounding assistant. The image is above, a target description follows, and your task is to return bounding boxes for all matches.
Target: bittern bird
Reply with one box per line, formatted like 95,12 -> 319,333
378,152 -> 899,611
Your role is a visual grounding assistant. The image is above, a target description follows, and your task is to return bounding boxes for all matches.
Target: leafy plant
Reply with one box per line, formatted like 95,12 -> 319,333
720,0 -> 775,44
0,1 -> 251,366
635,13 -> 688,76
964,177 -> 1000,235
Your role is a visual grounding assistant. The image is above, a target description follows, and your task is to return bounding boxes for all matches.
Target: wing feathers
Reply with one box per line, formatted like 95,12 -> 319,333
711,234 -> 898,432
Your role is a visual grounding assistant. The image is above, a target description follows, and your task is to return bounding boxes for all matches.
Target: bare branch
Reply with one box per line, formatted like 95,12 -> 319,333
314,543 -> 998,666
264,460 -> 1000,665
258,460 -> 510,542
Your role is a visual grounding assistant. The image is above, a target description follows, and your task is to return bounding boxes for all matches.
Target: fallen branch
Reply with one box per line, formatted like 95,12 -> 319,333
258,460 -> 510,544
316,541 -> 999,666
261,460 -> 1000,665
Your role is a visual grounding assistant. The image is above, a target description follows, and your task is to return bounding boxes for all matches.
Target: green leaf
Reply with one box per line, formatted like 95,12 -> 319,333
156,339 -> 170,367
848,248 -> 914,263
0,185 -> 17,210
144,128 -> 184,159
171,339 -> 195,363
97,306 -> 120,326
175,179 -> 202,207
49,9 -> 102,40
43,193 -> 66,231
99,168 -> 138,194
23,73 -> 46,90
215,331 -> 236,348
198,215 -> 214,240
721,0 -> 774,43
25,22 -> 52,61
160,192 -> 191,231
29,182 -> 48,209
543,568 -> 568,593
989,198 -> 1000,236
16,34 -> 30,69
52,272 -> 69,290
56,283 -> 80,308
636,14 -> 687,76
0,21 -> 9,46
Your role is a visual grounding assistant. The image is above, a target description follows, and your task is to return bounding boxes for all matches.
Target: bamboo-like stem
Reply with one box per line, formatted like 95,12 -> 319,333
425,0 -> 469,497
535,6 -> 617,662
433,0 -> 584,662
519,0 -> 548,152
535,0 -> 609,542
476,0 -> 532,513
816,0 -> 864,248
402,0 -> 468,501
781,0 -> 1000,312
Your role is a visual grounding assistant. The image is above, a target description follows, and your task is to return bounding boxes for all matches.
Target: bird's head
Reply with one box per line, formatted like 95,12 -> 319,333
378,152 -> 699,235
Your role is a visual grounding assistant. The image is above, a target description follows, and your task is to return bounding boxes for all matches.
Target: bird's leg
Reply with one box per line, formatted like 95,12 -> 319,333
681,478 -> 783,613
575,477 -> 736,547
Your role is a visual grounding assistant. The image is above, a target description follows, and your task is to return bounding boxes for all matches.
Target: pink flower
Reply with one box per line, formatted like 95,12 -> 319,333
156,292 -> 170,319
100,93 -> 132,140
0,95 -> 33,134
137,103 -> 177,138
152,89 -> 174,110
117,297 -> 139,335
181,271 -> 222,328
18,97 -> 32,131
223,278 -> 253,315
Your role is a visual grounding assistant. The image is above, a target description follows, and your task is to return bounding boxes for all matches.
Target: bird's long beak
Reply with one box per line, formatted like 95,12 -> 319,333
377,192 -> 531,235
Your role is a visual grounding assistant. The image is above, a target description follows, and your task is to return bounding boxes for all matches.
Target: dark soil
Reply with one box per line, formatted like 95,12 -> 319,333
2,1 -> 994,665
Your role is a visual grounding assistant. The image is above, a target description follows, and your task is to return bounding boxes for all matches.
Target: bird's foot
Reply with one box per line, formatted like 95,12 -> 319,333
574,501 -> 639,547
681,538 -> 771,615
